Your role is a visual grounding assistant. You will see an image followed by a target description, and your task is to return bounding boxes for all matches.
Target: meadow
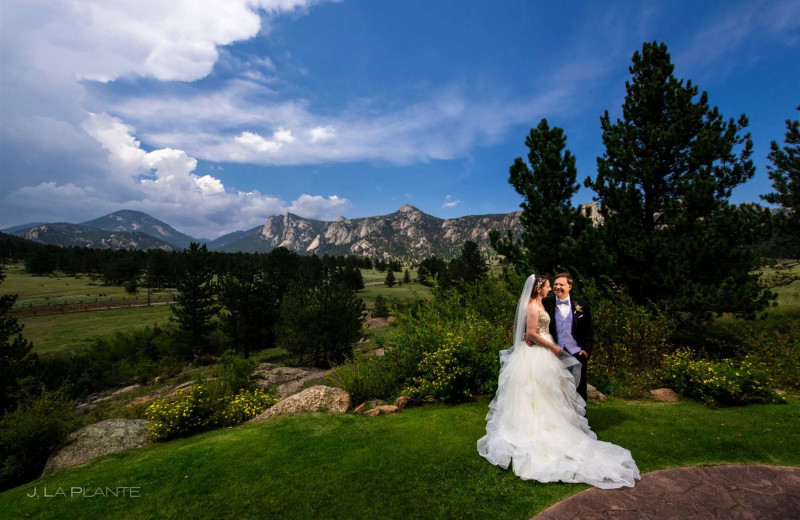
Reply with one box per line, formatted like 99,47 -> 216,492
1,397 -> 797,519
4,265 -> 431,357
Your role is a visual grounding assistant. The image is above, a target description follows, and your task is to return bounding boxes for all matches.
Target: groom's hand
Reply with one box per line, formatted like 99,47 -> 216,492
578,349 -> 588,358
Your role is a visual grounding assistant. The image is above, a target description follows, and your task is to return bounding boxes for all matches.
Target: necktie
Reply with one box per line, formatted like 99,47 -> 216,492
557,299 -> 569,306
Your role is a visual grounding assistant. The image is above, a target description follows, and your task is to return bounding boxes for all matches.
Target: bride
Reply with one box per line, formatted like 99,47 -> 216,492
477,274 -> 640,489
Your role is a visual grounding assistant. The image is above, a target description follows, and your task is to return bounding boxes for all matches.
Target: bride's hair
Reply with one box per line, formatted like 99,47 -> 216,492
529,274 -> 548,297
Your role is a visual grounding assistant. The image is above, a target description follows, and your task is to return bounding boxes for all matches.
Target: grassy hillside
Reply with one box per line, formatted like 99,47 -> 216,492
2,397 -> 798,519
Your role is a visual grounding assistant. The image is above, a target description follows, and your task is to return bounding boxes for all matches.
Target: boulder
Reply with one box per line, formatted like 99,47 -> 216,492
43,419 -> 151,475
366,399 -> 388,408
387,316 -> 397,325
362,405 -> 400,417
251,385 -> 351,422
353,403 -> 368,415
650,388 -> 680,402
587,384 -> 607,401
252,363 -> 327,398
394,396 -> 411,409
364,317 -> 389,329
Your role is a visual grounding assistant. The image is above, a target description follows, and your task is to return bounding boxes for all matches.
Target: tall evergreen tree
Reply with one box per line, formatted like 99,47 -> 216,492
171,243 -> 219,357
218,262 -> 277,358
0,267 -> 37,413
762,107 -> 800,258
585,41 -> 769,318
276,279 -> 364,367
446,240 -> 489,289
384,269 -> 396,288
491,118 -> 591,274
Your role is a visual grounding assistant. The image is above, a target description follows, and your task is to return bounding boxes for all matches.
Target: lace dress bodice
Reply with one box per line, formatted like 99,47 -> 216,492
534,308 -> 550,336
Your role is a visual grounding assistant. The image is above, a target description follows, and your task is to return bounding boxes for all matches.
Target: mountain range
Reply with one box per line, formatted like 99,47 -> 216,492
4,205 -> 523,259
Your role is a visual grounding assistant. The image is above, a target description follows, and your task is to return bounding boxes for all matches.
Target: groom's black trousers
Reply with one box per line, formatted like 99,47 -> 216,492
572,352 -> 588,402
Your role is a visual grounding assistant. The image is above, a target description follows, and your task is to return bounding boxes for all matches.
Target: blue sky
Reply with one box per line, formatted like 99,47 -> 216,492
1,0 -> 798,238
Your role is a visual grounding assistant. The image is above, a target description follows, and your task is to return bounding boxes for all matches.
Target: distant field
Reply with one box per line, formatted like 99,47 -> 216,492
2,263 -> 174,308
18,305 -> 174,355
359,282 -> 432,309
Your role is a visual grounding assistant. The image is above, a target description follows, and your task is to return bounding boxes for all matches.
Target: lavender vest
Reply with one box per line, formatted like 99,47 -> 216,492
556,304 -> 581,355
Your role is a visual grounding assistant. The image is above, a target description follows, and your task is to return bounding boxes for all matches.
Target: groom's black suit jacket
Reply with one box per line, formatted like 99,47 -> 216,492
543,296 -> 594,359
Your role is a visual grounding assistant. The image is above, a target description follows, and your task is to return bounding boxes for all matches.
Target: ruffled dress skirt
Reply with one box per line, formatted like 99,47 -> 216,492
477,336 -> 640,489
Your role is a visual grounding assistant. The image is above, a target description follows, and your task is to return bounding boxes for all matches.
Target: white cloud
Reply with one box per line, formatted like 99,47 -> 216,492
308,126 -> 337,142
442,195 -> 460,209
287,194 -> 351,220
235,131 -> 283,153
3,112 -> 349,237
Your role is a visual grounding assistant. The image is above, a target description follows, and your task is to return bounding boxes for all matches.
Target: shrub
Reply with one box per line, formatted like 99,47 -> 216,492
659,349 -> 786,406
402,334 -> 473,402
145,380 -> 278,441
216,349 -> 257,393
581,279 -> 674,397
385,280 -> 515,403
0,387 -> 79,491
329,353 -> 401,405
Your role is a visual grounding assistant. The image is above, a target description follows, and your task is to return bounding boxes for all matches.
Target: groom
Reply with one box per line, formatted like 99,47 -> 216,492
543,272 -> 593,402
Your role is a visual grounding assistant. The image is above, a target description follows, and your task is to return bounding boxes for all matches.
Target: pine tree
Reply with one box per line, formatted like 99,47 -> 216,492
218,262 -> 278,358
384,269 -> 395,288
760,107 -> 800,286
491,118 -> 591,274
0,266 -> 37,412
170,243 -> 219,357
403,269 -> 411,284
585,41 -> 769,318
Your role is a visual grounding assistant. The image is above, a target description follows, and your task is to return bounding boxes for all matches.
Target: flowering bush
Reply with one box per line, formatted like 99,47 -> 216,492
659,349 -> 786,406
222,389 -> 280,425
145,381 -> 279,441
402,335 -> 473,402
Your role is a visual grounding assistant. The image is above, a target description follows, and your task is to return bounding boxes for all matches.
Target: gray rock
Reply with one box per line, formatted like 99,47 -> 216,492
250,385 -> 351,422
394,396 -> 411,409
43,419 -> 151,475
587,384 -> 607,401
252,363 -> 327,398
366,399 -> 388,408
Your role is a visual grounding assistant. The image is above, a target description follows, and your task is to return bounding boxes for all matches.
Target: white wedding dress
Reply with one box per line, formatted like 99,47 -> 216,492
477,277 -> 639,489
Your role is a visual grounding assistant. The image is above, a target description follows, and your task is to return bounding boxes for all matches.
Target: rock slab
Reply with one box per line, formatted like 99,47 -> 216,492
251,385 -> 350,422
43,419 -> 151,475
534,465 -> 800,520
252,363 -> 327,397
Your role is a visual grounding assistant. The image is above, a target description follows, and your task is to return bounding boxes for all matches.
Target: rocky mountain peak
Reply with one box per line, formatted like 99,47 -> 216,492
398,204 -> 419,213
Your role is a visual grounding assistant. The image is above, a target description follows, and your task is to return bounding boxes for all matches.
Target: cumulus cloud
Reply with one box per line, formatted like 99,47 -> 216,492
287,194 -> 350,219
0,0 -> 337,230
3,113 -> 349,237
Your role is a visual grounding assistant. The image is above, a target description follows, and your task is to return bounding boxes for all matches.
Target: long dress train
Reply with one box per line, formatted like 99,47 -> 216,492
477,311 -> 640,489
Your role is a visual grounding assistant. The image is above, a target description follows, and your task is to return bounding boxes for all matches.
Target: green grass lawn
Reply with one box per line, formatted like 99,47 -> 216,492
19,305 -> 174,355
2,397 -> 798,519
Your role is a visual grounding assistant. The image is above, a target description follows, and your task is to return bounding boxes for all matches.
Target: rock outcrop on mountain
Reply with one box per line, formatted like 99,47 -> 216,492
220,204 -> 521,258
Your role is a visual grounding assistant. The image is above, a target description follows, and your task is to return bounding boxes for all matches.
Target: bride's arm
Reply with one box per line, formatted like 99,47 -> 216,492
525,305 -> 562,355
